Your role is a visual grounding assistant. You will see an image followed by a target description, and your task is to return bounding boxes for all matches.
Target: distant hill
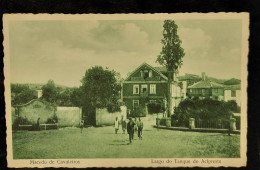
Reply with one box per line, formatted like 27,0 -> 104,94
223,78 -> 241,85
177,73 -> 240,85
207,77 -> 227,84
11,83 -> 70,90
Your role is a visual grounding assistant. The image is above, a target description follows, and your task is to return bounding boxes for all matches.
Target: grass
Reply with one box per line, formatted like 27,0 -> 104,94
12,126 -> 240,159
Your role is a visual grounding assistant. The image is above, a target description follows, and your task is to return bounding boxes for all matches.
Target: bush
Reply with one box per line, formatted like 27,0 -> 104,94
147,100 -> 165,115
46,114 -> 58,124
147,102 -> 161,114
176,98 -> 233,120
171,98 -> 239,127
129,106 -> 146,118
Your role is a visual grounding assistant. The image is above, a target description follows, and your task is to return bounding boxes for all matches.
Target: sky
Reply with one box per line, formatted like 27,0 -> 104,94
8,19 -> 242,87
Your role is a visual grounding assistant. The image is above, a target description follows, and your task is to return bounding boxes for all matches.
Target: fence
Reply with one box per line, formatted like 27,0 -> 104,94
195,119 -> 229,129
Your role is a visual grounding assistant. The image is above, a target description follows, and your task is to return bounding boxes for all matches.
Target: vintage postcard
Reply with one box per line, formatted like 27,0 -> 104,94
3,13 -> 249,168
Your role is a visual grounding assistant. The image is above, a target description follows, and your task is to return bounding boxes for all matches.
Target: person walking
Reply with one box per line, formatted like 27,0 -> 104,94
80,119 -> 84,133
127,117 -> 135,144
137,117 -> 143,140
114,117 -> 119,134
133,117 -> 138,139
121,116 -> 126,134
37,117 -> 40,131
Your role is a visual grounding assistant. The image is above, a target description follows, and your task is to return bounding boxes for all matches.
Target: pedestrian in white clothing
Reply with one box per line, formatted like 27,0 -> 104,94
114,117 -> 119,134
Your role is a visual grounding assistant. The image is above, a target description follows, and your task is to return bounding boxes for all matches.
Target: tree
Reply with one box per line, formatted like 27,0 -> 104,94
81,66 -> 121,112
11,84 -> 37,105
147,102 -> 162,118
70,87 -> 83,107
156,20 -> 185,117
42,80 -> 59,104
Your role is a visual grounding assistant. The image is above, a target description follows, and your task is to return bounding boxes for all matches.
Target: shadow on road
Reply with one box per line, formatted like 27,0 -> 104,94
109,143 -> 128,146
109,139 -> 129,146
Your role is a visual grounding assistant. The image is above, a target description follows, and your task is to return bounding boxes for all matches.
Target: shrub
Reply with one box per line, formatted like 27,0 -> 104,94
130,106 -> 146,118
172,98 -> 238,127
147,100 -> 165,115
46,114 -> 58,124
147,102 -> 161,114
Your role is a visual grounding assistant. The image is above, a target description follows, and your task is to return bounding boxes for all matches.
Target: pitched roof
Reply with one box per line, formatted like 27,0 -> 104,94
124,62 -> 168,81
224,84 -> 241,90
177,73 -> 201,81
224,78 -> 241,85
188,80 -> 224,89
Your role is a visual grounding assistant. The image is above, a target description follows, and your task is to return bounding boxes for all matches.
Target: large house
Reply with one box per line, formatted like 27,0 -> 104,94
121,62 -> 183,114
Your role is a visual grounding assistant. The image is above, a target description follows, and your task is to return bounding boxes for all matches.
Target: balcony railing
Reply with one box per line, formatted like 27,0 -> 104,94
140,92 -> 148,97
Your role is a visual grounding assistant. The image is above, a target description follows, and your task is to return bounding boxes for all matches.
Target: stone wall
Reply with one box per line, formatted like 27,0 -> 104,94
141,113 -> 164,130
56,107 -> 82,127
11,107 -> 16,125
96,106 -> 127,126
16,99 -> 55,125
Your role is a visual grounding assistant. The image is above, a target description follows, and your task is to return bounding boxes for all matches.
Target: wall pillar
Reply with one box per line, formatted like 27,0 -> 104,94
165,118 -> 171,128
230,118 -> 236,131
189,118 -> 195,129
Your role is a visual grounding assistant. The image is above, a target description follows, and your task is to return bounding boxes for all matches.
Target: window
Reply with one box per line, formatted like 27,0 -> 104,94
143,70 -> 149,79
231,90 -> 236,97
172,85 -> 176,93
202,89 -> 205,95
133,84 -> 139,94
190,89 -> 192,93
149,70 -> 153,77
133,100 -> 139,109
150,84 -> 156,94
214,88 -> 218,93
149,100 -> 156,103
141,84 -> 148,93
140,70 -> 143,77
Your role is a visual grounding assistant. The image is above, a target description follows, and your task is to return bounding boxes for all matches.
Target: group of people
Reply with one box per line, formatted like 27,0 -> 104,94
114,116 -> 144,144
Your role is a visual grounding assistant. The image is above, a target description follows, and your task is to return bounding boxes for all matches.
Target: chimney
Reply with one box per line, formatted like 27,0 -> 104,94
202,72 -> 206,81
37,90 -> 42,98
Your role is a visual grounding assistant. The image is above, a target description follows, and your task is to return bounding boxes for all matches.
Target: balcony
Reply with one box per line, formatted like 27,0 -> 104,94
140,92 -> 148,97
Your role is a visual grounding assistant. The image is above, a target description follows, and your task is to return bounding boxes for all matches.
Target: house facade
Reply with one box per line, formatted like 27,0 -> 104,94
224,84 -> 241,106
121,62 -> 183,114
187,80 -> 225,100
177,73 -> 202,99
186,73 -> 241,106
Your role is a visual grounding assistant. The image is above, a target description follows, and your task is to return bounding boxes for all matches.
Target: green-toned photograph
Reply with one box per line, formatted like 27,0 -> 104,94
4,14 -> 248,167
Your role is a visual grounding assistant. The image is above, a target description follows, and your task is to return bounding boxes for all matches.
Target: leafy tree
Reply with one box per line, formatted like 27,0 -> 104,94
81,66 -> 121,112
147,102 -> 161,118
57,88 -> 73,106
42,80 -> 59,104
70,87 -> 83,107
11,84 -> 37,105
173,98 -> 236,127
156,20 -> 185,117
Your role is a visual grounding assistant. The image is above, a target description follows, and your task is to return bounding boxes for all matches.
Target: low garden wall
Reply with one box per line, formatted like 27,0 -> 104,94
12,99 -> 83,129
56,107 -> 82,127
141,113 -> 164,129
15,99 -> 55,125
96,106 -> 127,126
